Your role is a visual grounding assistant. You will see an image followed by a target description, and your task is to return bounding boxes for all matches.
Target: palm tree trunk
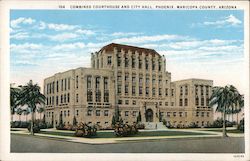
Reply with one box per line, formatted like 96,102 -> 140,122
11,115 -> 13,123
223,107 -> 228,137
237,113 -> 239,125
30,111 -> 34,135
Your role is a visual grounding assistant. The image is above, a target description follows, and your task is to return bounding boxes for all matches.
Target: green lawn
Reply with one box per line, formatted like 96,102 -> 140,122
202,129 -> 244,133
38,130 -> 213,138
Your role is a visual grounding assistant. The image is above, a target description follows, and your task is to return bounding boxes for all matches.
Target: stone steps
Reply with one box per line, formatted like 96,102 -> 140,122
144,122 -> 167,130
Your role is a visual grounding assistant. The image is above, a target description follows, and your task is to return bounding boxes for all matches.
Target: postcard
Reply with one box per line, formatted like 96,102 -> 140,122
0,0 -> 249,161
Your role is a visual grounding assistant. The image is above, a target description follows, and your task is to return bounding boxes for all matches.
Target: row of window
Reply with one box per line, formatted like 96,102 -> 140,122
118,100 -> 175,107
46,93 -> 70,105
117,85 -> 174,97
195,85 -> 210,96
179,98 -> 188,106
46,77 -> 72,95
87,90 -> 109,102
195,97 -> 210,106
196,111 -> 210,117
180,86 -> 188,96
87,76 -> 109,90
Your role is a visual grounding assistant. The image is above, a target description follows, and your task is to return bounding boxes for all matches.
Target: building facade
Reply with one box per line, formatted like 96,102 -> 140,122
44,43 -> 213,128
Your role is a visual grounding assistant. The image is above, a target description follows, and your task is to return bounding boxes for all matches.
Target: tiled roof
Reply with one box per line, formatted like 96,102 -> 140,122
99,43 -> 160,56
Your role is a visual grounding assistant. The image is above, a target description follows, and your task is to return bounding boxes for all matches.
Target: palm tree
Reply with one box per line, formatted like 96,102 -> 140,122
209,85 -> 240,137
10,86 -> 20,122
16,108 -> 23,121
37,107 -> 45,120
18,80 -> 45,135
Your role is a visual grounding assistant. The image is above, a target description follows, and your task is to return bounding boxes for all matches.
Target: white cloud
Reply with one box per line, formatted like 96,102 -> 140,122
49,33 -> 79,42
10,17 -> 36,28
203,14 -> 242,27
75,29 -> 95,35
112,34 -> 189,44
10,32 -> 29,40
111,32 -> 141,37
47,23 -> 78,31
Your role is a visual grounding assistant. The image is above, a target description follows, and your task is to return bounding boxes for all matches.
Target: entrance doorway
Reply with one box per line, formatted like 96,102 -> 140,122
145,109 -> 153,122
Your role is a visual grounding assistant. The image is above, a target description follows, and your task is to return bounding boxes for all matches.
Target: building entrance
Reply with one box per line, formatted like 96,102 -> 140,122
145,109 -> 153,122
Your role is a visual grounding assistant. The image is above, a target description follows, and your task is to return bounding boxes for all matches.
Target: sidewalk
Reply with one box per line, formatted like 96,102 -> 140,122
11,128 -> 244,144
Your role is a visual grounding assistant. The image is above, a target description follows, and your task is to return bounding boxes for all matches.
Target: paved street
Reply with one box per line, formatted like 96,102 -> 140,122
11,134 -> 244,153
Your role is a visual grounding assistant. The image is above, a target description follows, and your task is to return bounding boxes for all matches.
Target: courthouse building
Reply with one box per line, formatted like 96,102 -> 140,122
44,43 -> 213,128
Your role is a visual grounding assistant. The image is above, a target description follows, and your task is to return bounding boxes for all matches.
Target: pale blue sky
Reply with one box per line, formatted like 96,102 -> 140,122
10,10 -> 244,93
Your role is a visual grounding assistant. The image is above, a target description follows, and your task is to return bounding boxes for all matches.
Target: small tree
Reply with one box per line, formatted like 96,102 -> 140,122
119,118 -> 123,124
112,115 -> 116,126
162,119 -> 167,126
136,111 -> 141,123
73,116 -> 77,126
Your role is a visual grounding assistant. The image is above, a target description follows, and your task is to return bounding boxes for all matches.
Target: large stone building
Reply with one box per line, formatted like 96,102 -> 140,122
44,43 -> 213,128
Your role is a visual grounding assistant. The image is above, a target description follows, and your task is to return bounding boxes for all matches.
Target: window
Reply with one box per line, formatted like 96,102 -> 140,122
104,77 -> 108,90
179,99 -> 183,106
87,76 -> 92,89
152,88 -> 155,96
61,79 -> 63,91
133,100 -> 136,105
185,112 -> 187,117
125,85 -> 129,94
158,61 -> 162,71
206,98 -> 209,106
76,76 -> 78,89
159,88 -> 162,96
52,96 -> 54,105
60,95 -> 63,103
76,94 -> 79,103
207,112 -> 210,117
125,56 -> 129,67
201,86 -> 204,96
139,86 -> 143,95
52,82 -> 55,93
139,77 -> 143,84
96,90 -> 101,102
158,79 -> 162,85
125,100 -> 129,105
152,60 -> 155,70
145,59 -> 149,70
184,98 -> 188,106
146,78 -> 150,84
196,97 -> 199,106
118,84 -> 122,94
206,86 -> 209,96
76,110 -> 79,116
87,110 -> 92,116
64,94 -> 66,103
165,88 -> 168,96
173,112 -> 176,117
152,78 -> 156,84
132,56 -> 135,68
167,112 -> 170,117
117,56 -> 121,66
132,76 -> 136,83
64,111 -> 66,117
180,87 -> 183,96
87,90 -> 93,102
56,96 -> 58,105
125,111 -> 129,116
196,112 -> 199,117
179,112 -> 183,117
133,111 -> 137,117
159,102 -> 162,106
68,78 -> 70,90
68,110 -> 70,116
104,110 -> 109,116
125,73 -> 129,82
139,58 -> 142,69
146,87 -> 149,95
67,93 -> 70,103
132,86 -> 136,95
104,91 -> 109,102
201,112 -> 204,117
56,81 -> 59,92
185,86 -> 188,95
96,110 -> 100,116
64,78 -> 67,91
171,102 -> 174,106
171,89 -> 174,96
118,100 -> 122,105
96,77 -> 100,89
107,56 -> 112,65
201,97 -> 204,106
165,102 -> 168,106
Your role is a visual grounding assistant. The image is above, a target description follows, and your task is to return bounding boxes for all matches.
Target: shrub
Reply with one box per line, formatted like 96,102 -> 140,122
136,123 -> 145,129
56,123 -> 66,130
74,122 -> 97,137
27,123 -> 40,133
162,119 -> 167,126
188,122 -> 198,128
114,123 -> 138,137
238,118 -> 244,132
